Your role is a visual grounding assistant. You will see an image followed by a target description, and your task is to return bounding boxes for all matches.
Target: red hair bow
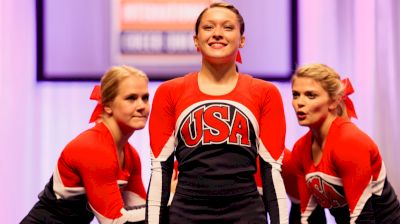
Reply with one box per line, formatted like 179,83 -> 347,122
341,78 -> 358,119
89,85 -> 103,123
236,50 -> 242,64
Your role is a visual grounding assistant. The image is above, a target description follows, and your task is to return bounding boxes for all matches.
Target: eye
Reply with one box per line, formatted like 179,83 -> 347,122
142,94 -> 149,103
305,92 -> 317,99
224,25 -> 234,31
202,24 -> 213,31
126,94 -> 138,101
292,91 -> 299,99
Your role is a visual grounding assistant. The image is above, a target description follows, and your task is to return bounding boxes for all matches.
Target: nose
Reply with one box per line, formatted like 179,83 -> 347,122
212,27 -> 223,39
136,98 -> 149,112
293,96 -> 305,108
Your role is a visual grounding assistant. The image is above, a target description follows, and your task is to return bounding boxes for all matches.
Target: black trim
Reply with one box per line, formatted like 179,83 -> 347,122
290,0 -> 299,81
262,0 -> 298,82
36,0 -> 45,81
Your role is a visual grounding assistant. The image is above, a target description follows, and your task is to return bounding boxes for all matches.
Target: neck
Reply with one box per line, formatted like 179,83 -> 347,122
310,114 -> 337,147
200,60 -> 238,83
101,116 -> 134,152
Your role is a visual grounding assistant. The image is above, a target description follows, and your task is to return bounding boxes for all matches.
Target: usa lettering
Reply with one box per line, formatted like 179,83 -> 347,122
180,105 -> 250,147
307,176 -> 347,208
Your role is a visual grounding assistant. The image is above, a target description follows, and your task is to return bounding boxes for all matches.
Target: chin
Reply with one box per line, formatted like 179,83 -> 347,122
205,54 -> 231,63
297,120 -> 309,127
131,122 -> 146,130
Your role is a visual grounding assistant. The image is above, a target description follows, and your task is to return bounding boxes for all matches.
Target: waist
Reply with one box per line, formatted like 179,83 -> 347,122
176,176 -> 258,198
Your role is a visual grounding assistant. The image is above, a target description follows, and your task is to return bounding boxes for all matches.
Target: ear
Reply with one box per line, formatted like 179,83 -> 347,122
193,35 -> 199,49
104,104 -> 113,115
328,97 -> 341,111
239,35 -> 245,48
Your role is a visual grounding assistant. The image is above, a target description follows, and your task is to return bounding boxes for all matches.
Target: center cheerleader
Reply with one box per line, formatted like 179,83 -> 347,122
146,2 -> 288,224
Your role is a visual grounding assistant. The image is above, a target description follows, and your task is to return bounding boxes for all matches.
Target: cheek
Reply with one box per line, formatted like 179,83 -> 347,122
144,104 -> 150,114
119,104 -> 134,115
309,104 -> 321,113
310,103 -> 328,114
291,100 -> 297,109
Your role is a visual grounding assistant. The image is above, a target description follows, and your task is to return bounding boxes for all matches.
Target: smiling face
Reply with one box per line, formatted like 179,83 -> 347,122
292,77 -> 337,129
193,7 -> 245,64
105,75 -> 150,132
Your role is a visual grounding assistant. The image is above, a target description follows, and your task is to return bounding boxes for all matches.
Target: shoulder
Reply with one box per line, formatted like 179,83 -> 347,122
242,74 -> 279,91
240,74 -> 282,103
153,73 -> 195,106
61,124 -> 115,169
63,128 -> 99,154
333,118 -> 375,146
66,124 -> 108,150
156,73 -> 194,92
331,118 -> 378,159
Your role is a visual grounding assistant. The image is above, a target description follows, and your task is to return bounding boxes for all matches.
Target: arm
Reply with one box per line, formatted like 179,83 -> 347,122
297,173 -> 320,224
281,148 -> 300,203
291,142 -> 320,224
122,147 -> 147,222
168,161 -> 179,206
146,83 -> 176,224
69,150 -> 140,224
332,127 -> 376,223
257,83 -> 288,224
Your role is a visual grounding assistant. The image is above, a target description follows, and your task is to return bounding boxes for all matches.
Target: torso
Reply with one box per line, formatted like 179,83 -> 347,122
153,72 -> 284,197
291,117 -> 399,222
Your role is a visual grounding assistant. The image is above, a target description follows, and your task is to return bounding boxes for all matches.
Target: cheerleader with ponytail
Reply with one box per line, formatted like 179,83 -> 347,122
290,63 -> 400,223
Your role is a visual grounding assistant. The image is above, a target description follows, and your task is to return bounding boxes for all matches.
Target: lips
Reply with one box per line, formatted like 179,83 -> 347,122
296,111 -> 306,120
132,116 -> 148,120
209,42 -> 227,49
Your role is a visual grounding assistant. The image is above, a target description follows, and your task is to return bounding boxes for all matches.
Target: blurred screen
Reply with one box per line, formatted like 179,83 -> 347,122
37,0 -> 297,81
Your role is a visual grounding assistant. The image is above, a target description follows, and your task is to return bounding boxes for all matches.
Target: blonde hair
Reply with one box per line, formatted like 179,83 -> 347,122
100,65 -> 148,107
292,63 -> 347,117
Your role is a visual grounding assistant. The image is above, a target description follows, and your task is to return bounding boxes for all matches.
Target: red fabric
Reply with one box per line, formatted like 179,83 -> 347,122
147,72 -> 287,222
173,160 -> 179,180
149,72 -> 285,160
235,50 -> 242,64
341,78 -> 357,119
56,122 -> 146,219
291,117 -> 384,220
254,149 -> 299,201
281,149 -> 300,201
89,85 -> 103,123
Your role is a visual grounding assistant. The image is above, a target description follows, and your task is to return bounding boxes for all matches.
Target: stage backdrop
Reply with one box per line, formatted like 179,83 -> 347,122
1,0 -> 399,223
37,0 -> 296,80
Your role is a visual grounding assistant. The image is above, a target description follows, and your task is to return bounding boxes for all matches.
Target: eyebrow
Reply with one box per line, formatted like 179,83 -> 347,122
125,93 -> 148,97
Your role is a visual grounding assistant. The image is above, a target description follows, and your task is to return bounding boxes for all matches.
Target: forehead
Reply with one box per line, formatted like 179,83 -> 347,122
292,77 -> 324,92
118,76 -> 148,94
201,7 -> 238,23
